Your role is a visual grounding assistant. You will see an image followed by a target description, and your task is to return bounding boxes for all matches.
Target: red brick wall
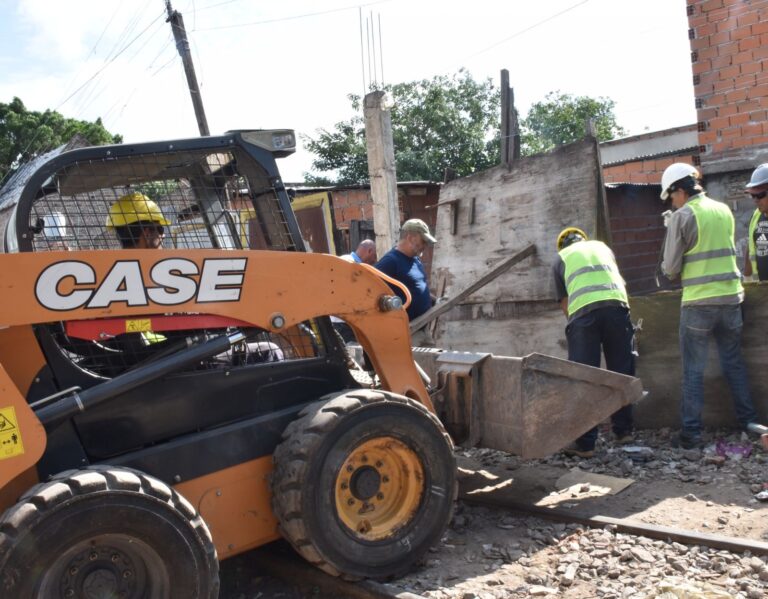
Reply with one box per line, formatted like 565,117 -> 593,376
606,186 -> 681,295
330,189 -> 376,225
603,155 -> 698,185
688,0 -> 768,158
308,185 -> 441,276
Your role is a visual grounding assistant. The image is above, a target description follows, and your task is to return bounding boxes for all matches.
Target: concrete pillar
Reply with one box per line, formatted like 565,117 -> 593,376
364,90 -> 400,257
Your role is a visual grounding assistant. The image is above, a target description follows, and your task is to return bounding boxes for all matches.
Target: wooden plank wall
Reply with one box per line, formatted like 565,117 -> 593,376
431,137 -> 607,357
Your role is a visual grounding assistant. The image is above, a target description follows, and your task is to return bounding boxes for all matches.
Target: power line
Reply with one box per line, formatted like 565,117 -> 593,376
191,0 -> 390,32
57,10 -> 166,112
0,9 -> 167,190
466,0 -> 590,59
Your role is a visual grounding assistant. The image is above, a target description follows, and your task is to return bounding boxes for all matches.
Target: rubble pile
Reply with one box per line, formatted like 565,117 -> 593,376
387,429 -> 768,599
395,513 -> 768,598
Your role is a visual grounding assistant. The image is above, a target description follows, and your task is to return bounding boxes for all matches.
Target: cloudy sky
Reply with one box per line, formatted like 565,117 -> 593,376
0,0 -> 695,181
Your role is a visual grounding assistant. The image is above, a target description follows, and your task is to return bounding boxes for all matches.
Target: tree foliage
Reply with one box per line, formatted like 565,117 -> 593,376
303,77 -> 626,184
0,97 -> 122,182
303,70 -> 501,185
520,91 -> 625,156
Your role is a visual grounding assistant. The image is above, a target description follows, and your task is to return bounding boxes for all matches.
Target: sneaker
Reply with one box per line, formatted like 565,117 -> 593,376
671,433 -> 703,450
614,432 -> 635,445
562,443 -> 595,459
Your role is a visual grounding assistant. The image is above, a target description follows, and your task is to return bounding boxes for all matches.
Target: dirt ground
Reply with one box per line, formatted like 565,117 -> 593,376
221,427 -> 768,599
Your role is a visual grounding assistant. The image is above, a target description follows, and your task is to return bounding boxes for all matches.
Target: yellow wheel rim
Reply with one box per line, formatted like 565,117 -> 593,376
334,436 -> 424,541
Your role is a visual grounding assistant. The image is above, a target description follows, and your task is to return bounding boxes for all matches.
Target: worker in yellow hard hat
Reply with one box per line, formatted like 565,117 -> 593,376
553,227 -> 635,458
107,192 -> 170,249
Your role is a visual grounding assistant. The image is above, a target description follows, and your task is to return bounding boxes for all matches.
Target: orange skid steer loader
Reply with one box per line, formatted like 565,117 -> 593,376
0,131 -> 641,597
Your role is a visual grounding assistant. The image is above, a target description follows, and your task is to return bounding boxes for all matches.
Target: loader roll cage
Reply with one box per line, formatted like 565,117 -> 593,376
4,130 -> 358,478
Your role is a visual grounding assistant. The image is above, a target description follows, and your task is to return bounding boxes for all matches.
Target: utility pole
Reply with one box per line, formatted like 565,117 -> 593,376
165,0 -> 210,136
500,69 -> 520,166
364,91 -> 400,256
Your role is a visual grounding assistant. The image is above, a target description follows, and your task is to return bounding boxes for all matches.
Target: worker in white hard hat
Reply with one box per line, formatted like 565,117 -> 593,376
659,163 -> 758,449
743,163 -> 768,280
552,227 -> 635,458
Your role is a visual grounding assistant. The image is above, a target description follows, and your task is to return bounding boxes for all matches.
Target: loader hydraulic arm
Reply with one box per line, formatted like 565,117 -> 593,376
0,248 -> 431,490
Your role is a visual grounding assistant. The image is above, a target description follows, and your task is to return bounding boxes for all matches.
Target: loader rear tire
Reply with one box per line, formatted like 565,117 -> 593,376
0,465 -> 219,598
271,389 -> 456,580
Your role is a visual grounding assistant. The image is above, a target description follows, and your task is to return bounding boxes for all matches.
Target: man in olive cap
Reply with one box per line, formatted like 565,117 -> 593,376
375,218 -> 436,322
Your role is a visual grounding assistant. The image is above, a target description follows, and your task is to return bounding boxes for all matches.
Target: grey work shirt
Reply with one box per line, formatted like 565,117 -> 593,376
661,193 -> 744,305
552,253 -> 628,322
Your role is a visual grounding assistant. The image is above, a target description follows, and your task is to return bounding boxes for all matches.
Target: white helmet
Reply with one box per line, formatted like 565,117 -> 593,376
660,163 -> 700,200
746,163 -> 768,189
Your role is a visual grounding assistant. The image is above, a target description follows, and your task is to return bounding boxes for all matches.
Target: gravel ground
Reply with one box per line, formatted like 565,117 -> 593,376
219,427 -> 768,598
385,427 -> 768,599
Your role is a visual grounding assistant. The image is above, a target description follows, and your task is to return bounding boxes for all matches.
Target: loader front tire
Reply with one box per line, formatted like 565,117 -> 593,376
0,466 -> 218,598
271,389 -> 456,579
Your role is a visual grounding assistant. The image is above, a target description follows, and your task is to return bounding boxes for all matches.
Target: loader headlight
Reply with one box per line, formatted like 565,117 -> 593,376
271,132 -> 295,151
238,129 -> 296,157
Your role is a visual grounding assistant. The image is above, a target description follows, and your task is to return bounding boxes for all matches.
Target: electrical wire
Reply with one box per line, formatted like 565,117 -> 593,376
191,0 -> 390,32
465,0 -> 590,59
0,9 -> 167,190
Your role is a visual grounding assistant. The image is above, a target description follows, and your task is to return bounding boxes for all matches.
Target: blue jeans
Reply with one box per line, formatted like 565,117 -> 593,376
679,304 -> 757,438
566,306 -> 635,450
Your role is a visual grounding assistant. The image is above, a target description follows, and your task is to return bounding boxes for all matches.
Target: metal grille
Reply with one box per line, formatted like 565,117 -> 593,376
22,146 -> 325,377
26,149 -> 297,253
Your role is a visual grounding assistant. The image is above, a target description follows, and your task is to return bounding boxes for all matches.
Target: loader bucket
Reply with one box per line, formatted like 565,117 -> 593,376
412,349 -> 644,459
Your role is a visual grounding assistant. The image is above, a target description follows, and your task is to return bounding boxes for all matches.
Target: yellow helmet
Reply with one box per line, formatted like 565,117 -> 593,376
556,227 -> 588,251
106,193 -> 170,229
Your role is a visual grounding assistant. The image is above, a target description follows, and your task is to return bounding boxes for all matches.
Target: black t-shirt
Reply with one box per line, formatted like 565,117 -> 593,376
754,212 -> 768,281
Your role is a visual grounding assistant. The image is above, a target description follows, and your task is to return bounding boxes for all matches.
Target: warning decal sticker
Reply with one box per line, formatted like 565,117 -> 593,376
126,319 -> 153,333
0,406 -> 24,460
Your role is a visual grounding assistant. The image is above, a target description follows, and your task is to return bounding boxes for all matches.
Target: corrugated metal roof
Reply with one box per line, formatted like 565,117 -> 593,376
290,180 -> 440,192
600,125 -> 698,166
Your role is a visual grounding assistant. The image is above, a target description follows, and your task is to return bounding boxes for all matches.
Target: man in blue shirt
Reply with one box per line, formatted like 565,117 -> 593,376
375,219 -> 435,321
341,239 -> 377,265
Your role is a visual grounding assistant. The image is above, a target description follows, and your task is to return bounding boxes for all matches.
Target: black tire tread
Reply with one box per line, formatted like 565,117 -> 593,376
0,465 -> 219,598
271,389 -> 456,578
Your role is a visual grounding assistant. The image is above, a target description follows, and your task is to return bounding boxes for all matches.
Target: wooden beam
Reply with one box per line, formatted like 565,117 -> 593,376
410,243 -> 536,333
500,69 -> 511,165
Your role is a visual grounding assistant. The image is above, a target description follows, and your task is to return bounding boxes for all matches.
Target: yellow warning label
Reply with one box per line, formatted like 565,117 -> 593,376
0,406 -> 24,460
126,319 -> 153,333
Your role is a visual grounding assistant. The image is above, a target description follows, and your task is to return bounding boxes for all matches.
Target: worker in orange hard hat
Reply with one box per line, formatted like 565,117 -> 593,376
107,192 -> 170,249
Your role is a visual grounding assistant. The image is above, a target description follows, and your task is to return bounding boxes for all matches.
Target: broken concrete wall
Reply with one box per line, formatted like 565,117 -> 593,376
430,137 -> 608,360
429,136 -> 767,430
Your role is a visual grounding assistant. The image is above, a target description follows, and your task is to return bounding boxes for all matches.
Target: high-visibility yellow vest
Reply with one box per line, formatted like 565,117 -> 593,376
559,240 -> 628,317
748,207 -> 760,275
681,194 -> 742,303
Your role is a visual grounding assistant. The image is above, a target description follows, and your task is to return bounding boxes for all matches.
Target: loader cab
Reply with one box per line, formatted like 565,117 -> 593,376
6,130 -> 354,474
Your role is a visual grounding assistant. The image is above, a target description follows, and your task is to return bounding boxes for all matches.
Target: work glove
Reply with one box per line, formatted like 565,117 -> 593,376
662,210 -> 673,228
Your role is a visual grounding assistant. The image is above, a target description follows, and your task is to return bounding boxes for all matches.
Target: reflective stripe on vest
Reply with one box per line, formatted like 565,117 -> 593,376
559,240 -> 628,317
748,207 -> 760,275
681,194 -> 743,303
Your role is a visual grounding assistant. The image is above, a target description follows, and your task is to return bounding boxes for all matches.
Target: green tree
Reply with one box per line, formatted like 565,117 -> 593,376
303,70 -> 501,184
0,97 -> 122,181
520,91 -> 625,156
